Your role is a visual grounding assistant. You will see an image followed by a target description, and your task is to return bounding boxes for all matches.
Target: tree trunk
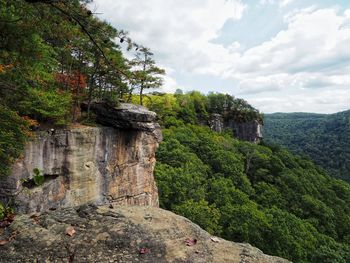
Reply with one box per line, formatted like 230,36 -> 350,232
139,86 -> 143,106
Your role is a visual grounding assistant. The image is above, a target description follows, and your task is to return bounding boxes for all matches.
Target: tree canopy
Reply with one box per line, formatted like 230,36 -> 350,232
264,110 -> 350,182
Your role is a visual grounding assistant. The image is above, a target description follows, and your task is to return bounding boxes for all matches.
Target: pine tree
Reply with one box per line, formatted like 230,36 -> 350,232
129,47 -> 165,105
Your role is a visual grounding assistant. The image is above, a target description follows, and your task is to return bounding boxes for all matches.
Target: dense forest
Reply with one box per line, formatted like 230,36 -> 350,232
1,1 -> 350,263
144,93 -> 350,263
264,111 -> 350,182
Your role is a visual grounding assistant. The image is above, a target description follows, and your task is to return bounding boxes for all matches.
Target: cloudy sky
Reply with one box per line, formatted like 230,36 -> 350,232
91,0 -> 350,113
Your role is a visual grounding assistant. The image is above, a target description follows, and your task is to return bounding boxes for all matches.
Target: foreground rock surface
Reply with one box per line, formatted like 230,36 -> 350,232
1,103 -> 161,213
0,205 -> 290,263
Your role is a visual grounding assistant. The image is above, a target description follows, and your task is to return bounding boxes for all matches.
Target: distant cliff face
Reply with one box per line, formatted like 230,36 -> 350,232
209,114 -> 263,143
0,103 -> 161,213
228,120 -> 263,143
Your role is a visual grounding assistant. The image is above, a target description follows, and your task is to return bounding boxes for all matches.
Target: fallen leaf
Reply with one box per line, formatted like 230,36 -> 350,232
210,237 -> 220,243
139,247 -> 151,254
0,214 -> 15,228
8,230 -> 18,241
185,238 -> 197,246
30,214 -> 40,224
65,226 -> 76,237
0,240 -> 8,246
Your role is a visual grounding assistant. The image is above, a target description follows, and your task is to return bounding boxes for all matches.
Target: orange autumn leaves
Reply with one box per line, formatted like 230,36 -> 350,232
0,64 -> 13,73
55,71 -> 87,92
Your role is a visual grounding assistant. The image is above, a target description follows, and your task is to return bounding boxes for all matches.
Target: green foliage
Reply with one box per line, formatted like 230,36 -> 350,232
133,91 -> 262,128
1,0 -> 163,126
0,202 -> 4,220
129,47 -> 165,105
207,92 -> 263,123
19,88 -> 72,125
155,119 -> 350,263
0,107 -> 28,177
264,110 -> 350,182
0,201 -> 14,221
32,168 -> 44,186
173,199 -> 221,235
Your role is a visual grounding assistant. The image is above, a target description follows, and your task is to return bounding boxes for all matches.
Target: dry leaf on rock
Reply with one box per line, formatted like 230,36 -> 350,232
185,238 -> 197,246
139,247 -> 151,254
65,226 -> 76,237
0,240 -> 9,246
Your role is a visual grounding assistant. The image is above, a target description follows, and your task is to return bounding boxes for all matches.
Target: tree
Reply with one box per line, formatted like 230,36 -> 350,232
129,47 -> 165,105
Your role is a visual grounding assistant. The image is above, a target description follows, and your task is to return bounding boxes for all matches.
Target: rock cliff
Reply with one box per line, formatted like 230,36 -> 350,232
0,103 -> 161,213
227,120 -> 263,143
208,114 -> 262,143
0,204 -> 290,263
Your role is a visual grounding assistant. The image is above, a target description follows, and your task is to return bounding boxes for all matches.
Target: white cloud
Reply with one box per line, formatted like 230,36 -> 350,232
92,0 -> 245,76
279,0 -> 294,8
225,8 -> 350,113
259,0 -> 295,8
92,1 -> 350,113
160,75 -> 179,93
260,0 -> 274,5
249,88 -> 350,113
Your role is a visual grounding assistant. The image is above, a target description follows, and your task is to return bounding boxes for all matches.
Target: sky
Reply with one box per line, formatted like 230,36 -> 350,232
90,0 -> 350,113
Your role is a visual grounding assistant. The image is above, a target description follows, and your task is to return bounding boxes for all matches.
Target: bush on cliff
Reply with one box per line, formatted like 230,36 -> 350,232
0,107 -> 28,178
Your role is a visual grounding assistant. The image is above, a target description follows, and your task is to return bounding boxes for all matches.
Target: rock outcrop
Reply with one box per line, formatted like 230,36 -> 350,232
0,103 -> 161,213
83,102 -> 162,142
0,204 -> 291,263
208,114 -> 262,143
208,114 -> 224,133
227,120 -> 263,143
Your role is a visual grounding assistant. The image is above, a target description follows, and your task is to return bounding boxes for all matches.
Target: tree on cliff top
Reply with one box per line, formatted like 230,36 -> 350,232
129,47 -> 165,105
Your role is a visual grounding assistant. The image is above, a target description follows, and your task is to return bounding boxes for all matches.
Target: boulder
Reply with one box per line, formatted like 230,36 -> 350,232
82,102 -> 162,142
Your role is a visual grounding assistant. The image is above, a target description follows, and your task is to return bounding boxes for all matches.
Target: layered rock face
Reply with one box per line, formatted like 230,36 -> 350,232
208,114 -> 224,133
0,204 -> 290,263
227,120 -> 263,143
208,114 -> 262,143
0,104 -> 161,213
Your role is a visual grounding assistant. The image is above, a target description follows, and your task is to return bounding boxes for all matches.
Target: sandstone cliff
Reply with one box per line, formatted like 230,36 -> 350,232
208,114 -> 262,143
0,204 -> 290,263
0,103 -> 161,213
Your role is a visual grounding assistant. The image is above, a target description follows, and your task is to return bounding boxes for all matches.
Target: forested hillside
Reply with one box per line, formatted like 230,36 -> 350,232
264,110 -> 350,182
135,93 -> 350,263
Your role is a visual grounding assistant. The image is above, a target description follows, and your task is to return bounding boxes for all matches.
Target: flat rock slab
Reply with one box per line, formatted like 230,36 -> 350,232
82,102 -> 162,142
0,205 -> 290,263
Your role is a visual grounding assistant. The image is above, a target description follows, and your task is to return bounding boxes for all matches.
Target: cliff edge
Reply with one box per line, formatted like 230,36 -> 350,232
0,204 -> 290,263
